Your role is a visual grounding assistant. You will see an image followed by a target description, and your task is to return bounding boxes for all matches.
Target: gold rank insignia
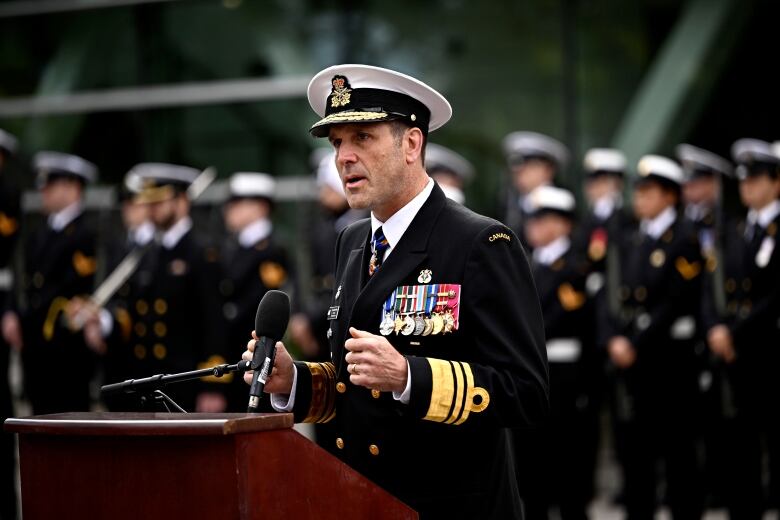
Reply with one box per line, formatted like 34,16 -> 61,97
588,228 -> 607,261
650,249 -> 665,268
558,282 -> 586,311
675,257 -> 701,280
0,212 -> 18,237
72,251 -> 97,277
330,75 -> 352,108
259,261 -> 287,288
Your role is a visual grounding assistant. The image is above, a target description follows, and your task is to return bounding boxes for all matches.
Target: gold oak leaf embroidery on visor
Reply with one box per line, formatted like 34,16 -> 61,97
424,358 -> 490,424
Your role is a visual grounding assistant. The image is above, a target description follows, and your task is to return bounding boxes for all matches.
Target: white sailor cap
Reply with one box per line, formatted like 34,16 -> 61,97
0,128 -> 18,156
129,163 -> 199,203
425,143 -> 475,183
229,172 -> 276,201
675,144 -> 733,180
307,64 -> 452,138
583,148 -> 626,177
731,138 -> 780,180
636,154 -> 684,188
524,185 -> 576,218
315,151 -> 345,198
34,151 -> 97,187
503,131 -> 569,171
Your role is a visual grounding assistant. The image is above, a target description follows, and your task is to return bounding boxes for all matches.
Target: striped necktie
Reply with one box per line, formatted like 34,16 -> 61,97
368,226 -> 390,277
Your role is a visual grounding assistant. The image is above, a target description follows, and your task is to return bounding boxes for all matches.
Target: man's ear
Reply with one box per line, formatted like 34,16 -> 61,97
404,127 -> 424,166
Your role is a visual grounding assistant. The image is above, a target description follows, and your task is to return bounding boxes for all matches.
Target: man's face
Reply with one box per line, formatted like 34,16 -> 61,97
683,176 -> 718,206
223,198 -> 269,233
584,175 -> 621,205
149,196 -> 180,231
524,214 -> 571,249
739,173 -> 780,210
121,200 -> 149,231
40,177 -> 81,215
511,158 -> 554,195
328,122 -> 407,217
633,182 -> 674,220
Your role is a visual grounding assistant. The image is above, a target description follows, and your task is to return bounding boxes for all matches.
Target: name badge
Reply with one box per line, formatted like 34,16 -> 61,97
327,306 -> 340,320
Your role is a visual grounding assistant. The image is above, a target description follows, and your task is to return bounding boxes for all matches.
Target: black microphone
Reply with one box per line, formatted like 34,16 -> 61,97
247,290 -> 290,413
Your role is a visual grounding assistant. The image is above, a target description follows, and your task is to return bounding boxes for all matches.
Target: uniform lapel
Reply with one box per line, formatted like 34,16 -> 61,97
349,184 -> 447,330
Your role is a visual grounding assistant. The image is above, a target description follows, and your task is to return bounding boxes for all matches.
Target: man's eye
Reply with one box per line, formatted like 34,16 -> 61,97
331,139 -> 342,148
357,133 -> 370,141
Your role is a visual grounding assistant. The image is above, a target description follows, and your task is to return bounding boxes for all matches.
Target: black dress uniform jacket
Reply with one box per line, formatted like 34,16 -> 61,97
602,213 -> 704,518
112,228 -> 224,410
529,247 -> 599,517
20,212 -> 98,413
286,184 -> 549,519
701,211 -> 780,516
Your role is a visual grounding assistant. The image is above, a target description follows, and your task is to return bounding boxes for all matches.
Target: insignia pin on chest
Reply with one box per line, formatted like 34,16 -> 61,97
418,269 -> 432,283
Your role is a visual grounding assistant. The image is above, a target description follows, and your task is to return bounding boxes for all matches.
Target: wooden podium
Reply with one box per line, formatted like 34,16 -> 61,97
4,412 -> 417,519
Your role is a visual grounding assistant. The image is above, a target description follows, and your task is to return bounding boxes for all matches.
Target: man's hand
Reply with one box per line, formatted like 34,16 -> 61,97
289,313 -> 320,359
608,336 -> 637,369
344,327 -> 408,393
2,311 -> 23,351
196,392 -> 228,413
708,324 -> 736,363
241,330 -> 295,394
66,297 -> 106,354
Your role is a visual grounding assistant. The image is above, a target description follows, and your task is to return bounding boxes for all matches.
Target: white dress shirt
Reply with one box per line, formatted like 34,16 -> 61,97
160,216 -> 192,250
532,236 -> 571,266
640,206 -> 676,240
238,218 -> 272,248
48,201 -> 83,232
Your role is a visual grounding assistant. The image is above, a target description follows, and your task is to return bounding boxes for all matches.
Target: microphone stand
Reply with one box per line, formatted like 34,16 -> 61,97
101,361 -> 251,413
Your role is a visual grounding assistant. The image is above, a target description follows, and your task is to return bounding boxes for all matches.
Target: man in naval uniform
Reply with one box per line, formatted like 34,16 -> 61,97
600,155 -> 704,519
93,164 -> 226,412
6,152 -> 99,414
219,172 -> 290,411
501,131 -> 569,245
521,185 -> 599,519
702,138 -> 780,518
675,143 -> 734,509
0,128 -> 20,520
424,142 -> 475,206
243,64 -> 549,519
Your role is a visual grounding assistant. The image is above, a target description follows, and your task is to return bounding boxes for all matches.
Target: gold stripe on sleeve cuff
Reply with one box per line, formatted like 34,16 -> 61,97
303,362 -> 337,424
424,358 -> 490,425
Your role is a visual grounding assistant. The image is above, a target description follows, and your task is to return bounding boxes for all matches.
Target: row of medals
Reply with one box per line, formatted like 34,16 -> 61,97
379,294 -> 456,336
380,309 -> 456,336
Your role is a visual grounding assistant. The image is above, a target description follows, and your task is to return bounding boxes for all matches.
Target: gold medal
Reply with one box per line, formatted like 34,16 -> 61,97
422,316 -> 434,336
443,310 -> 455,333
394,316 -> 404,334
431,313 -> 444,335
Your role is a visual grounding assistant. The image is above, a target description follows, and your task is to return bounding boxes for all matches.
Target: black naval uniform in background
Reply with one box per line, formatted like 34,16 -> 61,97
219,230 -> 290,411
525,245 -> 599,519
112,225 -> 225,411
20,211 -> 98,414
702,210 -> 780,518
0,175 -> 20,520
281,184 -> 549,519
602,213 -> 704,519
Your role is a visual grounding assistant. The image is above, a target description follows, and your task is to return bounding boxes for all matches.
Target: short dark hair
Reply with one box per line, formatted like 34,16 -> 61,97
388,120 -> 427,163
